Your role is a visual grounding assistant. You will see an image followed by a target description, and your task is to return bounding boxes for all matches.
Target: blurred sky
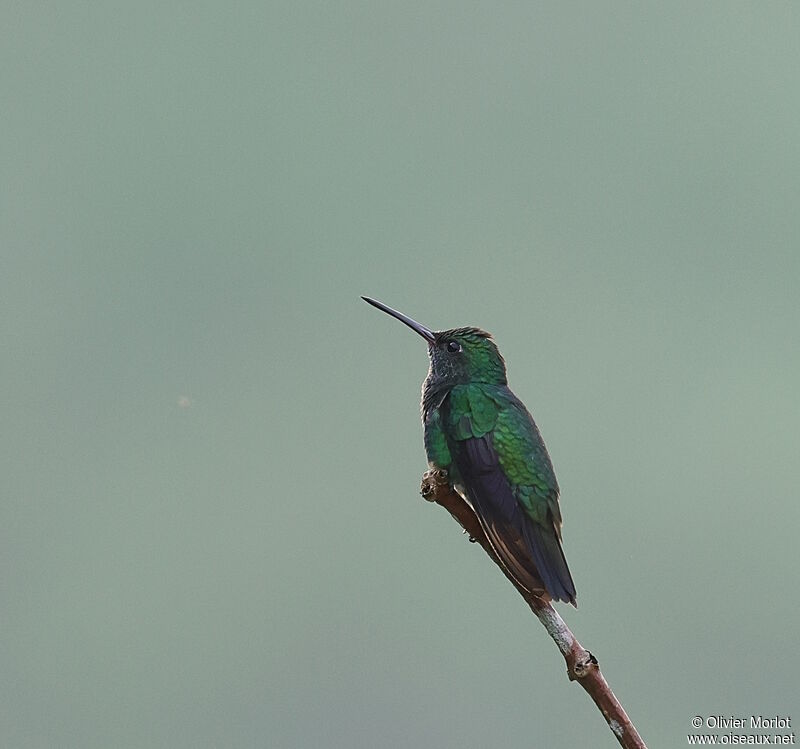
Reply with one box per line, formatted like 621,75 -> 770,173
2,2 -> 799,747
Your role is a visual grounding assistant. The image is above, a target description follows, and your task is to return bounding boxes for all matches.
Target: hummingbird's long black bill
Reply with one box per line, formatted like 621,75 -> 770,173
361,296 -> 436,343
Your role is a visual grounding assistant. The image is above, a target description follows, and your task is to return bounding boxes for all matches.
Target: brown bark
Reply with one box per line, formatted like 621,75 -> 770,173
420,468 -> 647,749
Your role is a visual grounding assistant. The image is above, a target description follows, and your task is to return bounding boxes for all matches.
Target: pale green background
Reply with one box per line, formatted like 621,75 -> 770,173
2,3 -> 798,747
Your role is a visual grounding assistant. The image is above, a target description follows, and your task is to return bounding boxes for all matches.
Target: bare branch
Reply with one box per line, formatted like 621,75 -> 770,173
420,469 -> 647,749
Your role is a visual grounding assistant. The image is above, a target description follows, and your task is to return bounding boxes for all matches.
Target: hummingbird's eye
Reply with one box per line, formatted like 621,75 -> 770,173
446,341 -> 462,353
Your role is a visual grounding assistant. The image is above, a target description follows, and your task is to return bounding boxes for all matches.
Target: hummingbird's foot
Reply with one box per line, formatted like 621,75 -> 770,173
420,468 -> 450,502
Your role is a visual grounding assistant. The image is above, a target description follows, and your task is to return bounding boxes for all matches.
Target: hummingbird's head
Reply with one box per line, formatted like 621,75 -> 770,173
361,297 -> 507,386
427,327 -> 507,386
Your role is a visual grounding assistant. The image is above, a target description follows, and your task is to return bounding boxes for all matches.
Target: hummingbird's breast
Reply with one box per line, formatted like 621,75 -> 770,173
421,385 -> 454,471
420,373 -> 450,422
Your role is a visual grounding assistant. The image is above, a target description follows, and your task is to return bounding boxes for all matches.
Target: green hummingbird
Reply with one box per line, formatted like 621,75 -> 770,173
363,296 -> 576,605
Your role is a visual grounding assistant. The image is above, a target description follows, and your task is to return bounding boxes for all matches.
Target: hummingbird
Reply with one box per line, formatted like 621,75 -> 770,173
363,296 -> 576,605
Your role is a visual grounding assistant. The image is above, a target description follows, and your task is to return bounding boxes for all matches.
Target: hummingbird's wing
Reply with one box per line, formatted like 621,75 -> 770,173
445,385 -> 577,605
453,434 -> 576,605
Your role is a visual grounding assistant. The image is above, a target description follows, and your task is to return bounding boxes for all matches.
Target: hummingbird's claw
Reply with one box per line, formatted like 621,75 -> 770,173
420,467 -> 450,502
